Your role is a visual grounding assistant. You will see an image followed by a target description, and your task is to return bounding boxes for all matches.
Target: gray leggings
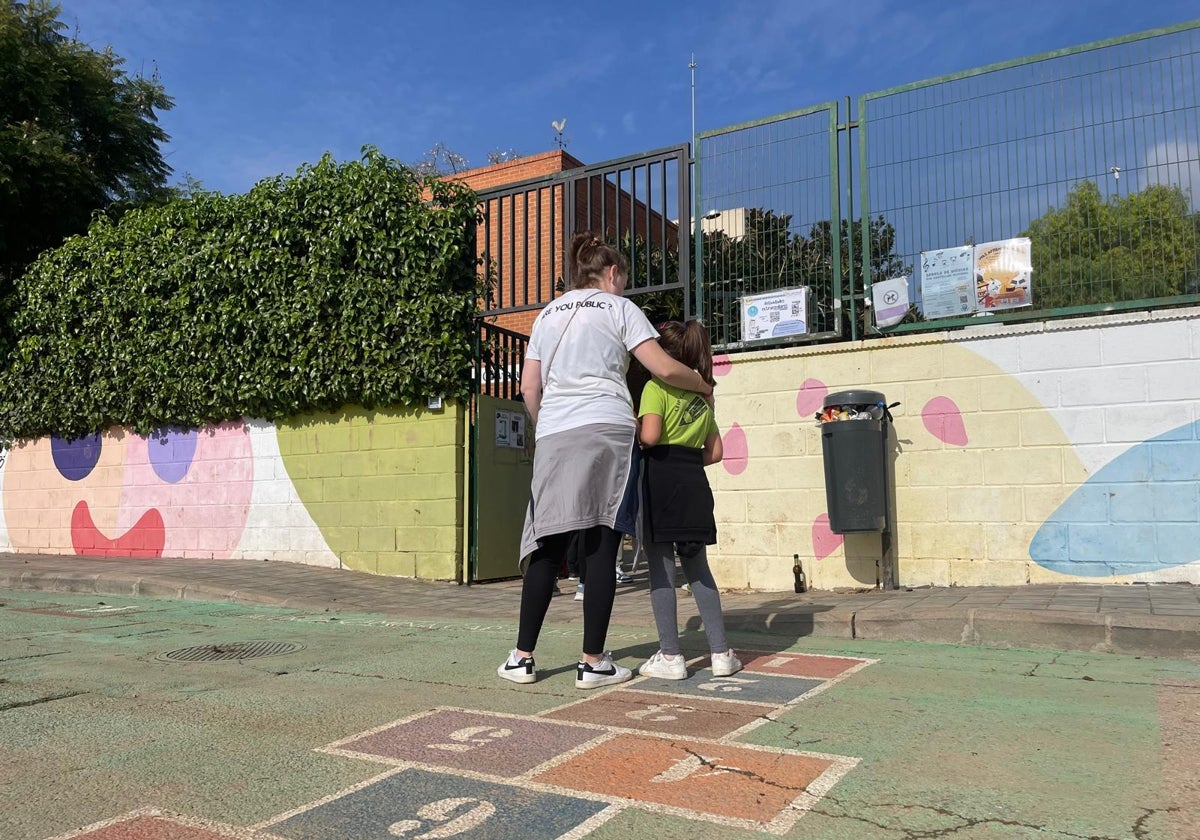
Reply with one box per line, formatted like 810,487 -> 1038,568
645,540 -> 729,656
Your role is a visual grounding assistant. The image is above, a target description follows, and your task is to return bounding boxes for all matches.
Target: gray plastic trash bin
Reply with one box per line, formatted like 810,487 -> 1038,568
820,389 -> 889,534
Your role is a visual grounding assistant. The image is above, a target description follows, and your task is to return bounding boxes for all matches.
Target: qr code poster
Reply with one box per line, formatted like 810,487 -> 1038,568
740,287 -> 810,342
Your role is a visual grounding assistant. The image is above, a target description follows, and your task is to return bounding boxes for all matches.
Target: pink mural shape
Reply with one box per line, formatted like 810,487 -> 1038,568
713,353 -> 732,377
2,421 -> 254,560
922,396 -> 968,446
722,422 -> 748,475
812,513 -> 843,560
796,378 -> 828,418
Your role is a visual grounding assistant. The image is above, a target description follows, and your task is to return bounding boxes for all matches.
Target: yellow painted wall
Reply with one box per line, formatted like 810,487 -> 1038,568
707,310 -> 1200,590
275,403 -> 465,580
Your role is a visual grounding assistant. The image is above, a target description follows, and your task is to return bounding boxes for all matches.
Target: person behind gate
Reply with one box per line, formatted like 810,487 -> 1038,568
498,232 -> 714,689
636,320 -> 741,681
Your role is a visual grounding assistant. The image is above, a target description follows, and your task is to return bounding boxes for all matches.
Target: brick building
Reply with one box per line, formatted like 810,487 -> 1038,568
449,150 -> 681,335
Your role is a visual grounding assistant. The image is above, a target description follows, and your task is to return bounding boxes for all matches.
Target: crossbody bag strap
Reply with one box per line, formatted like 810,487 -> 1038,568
541,290 -> 603,385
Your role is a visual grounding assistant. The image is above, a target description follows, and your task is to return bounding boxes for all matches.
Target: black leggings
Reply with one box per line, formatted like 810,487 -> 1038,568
517,525 -> 621,656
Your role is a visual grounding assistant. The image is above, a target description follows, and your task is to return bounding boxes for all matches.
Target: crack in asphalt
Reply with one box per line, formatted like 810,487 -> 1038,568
811,796 -> 1179,839
0,651 -> 69,663
673,744 -> 809,792
0,691 -> 87,712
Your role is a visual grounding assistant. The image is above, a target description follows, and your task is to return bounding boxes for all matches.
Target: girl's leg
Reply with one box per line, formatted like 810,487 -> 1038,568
516,532 -> 571,654
677,543 -> 729,654
645,540 -> 682,656
579,525 -> 622,656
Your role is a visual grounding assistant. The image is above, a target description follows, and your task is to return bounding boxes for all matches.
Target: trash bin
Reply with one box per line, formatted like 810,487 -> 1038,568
818,390 -> 890,534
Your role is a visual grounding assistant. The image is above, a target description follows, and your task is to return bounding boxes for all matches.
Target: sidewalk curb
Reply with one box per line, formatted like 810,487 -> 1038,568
6,569 -> 1197,659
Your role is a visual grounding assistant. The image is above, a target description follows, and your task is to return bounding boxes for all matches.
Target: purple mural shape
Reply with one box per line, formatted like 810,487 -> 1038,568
149,428 -> 198,484
50,434 -> 103,481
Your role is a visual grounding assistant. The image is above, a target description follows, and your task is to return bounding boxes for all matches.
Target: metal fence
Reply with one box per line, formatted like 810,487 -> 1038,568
694,103 -> 843,348
696,20 -> 1200,350
478,145 -> 691,323
473,321 -> 527,402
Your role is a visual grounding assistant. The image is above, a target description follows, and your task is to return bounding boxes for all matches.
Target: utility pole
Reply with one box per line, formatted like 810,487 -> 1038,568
689,53 -> 697,157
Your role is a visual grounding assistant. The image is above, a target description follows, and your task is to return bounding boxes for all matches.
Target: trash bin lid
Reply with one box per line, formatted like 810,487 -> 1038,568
823,389 -> 885,408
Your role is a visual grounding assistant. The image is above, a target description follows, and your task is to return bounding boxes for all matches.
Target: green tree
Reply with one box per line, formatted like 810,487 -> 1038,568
0,0 -> 173,284
1022,180 -> 1199,310
699,210 -> 909,344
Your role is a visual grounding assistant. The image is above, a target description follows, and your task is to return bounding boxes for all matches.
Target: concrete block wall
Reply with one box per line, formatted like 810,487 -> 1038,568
706,307 -> 1200,591
273,404 -> 465,580
0,403 -> 466,581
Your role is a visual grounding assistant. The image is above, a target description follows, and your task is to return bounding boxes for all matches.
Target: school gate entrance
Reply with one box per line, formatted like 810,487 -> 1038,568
467,145 -> 692,582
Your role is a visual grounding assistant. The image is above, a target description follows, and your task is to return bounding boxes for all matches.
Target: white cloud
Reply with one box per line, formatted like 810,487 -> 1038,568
1142,140 -> 1200,209
622,111 -> 637,134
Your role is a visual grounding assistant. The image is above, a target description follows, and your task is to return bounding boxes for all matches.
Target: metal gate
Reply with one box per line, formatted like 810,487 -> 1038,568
467,144 -> 692,581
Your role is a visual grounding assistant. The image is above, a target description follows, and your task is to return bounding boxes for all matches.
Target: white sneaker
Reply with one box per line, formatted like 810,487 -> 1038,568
639,650 -> 687,680
497,649 -> 536,684
575,652 -> 632,689
711,649 -> 742,677
574,584 -> 585,602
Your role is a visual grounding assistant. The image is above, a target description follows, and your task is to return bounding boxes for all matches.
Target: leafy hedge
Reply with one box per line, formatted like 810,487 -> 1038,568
0,147 -> 481,442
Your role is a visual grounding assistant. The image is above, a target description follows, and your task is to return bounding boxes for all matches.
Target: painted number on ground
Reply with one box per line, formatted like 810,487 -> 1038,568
389,797 -> 495,838
428,726 -> 513,753
699,676 -> 759,693
625,704 -> 695,723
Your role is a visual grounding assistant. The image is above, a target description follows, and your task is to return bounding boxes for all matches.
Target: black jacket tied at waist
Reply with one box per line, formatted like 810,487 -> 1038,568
641,444 -> 716,545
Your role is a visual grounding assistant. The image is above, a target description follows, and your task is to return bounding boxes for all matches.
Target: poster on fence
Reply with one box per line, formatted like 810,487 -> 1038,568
919,246 -> 976,319
871,275 -> 910,327
740,286 -> 810,342
974,237 -> 1032,312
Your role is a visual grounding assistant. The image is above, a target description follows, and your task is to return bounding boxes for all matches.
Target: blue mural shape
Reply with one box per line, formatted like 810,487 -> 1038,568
148,427 -> 198,483
1030,420 -> 1200,576
50,434 -> 102,481
268,768 -> 607,840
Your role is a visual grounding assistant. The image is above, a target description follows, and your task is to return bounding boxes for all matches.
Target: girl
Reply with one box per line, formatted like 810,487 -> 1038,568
498,234 -> 714,689
637,320 -> 741,680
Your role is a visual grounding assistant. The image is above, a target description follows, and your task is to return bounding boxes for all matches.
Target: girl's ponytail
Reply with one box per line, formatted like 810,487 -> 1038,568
683,320 -> 715,386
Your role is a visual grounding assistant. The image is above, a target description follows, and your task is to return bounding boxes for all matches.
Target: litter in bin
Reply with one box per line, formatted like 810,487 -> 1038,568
815,401 -> 898,424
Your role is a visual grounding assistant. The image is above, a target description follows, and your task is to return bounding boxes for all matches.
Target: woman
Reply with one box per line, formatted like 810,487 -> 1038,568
498,232 -> 714,689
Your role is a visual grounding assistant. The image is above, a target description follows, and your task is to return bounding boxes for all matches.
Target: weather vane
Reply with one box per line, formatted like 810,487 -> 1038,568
552,118 -> 568,150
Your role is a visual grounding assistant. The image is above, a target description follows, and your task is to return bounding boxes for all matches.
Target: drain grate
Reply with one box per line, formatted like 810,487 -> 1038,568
159,641 -> 303,662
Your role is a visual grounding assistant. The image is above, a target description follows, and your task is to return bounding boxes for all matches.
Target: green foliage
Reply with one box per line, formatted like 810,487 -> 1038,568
0,147 -> 481,443
700,210 -> 910,344
0,0 -> 173,286
564,214 -> 909,343
1023,181 -> 1200,310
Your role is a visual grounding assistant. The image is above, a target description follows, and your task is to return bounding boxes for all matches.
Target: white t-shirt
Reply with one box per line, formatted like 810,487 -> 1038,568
526,288 -> 659,438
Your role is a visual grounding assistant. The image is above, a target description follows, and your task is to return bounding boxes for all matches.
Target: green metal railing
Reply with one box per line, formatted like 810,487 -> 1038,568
859,20 -> 1200,334
695,20 -> 1200,348
694,103 -> 843,350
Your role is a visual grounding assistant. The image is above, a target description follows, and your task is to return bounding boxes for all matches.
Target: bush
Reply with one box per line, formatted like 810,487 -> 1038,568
0,147 -> 481,442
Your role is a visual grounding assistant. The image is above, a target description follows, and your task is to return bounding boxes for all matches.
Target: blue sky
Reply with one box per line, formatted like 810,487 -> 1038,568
57,0 -> 1200,196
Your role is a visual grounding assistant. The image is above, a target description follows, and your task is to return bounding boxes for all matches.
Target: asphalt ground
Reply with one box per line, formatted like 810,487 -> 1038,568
1,588 -> 1198,840
2,552 -> 1199,660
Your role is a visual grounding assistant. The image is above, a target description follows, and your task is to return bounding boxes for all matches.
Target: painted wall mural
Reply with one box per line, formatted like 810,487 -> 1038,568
705,313 -> 1200,590
0,313 -> 1195,591
0,406 -> 465,580
1030,419 -> 1200,577
3,423 -> 254,559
